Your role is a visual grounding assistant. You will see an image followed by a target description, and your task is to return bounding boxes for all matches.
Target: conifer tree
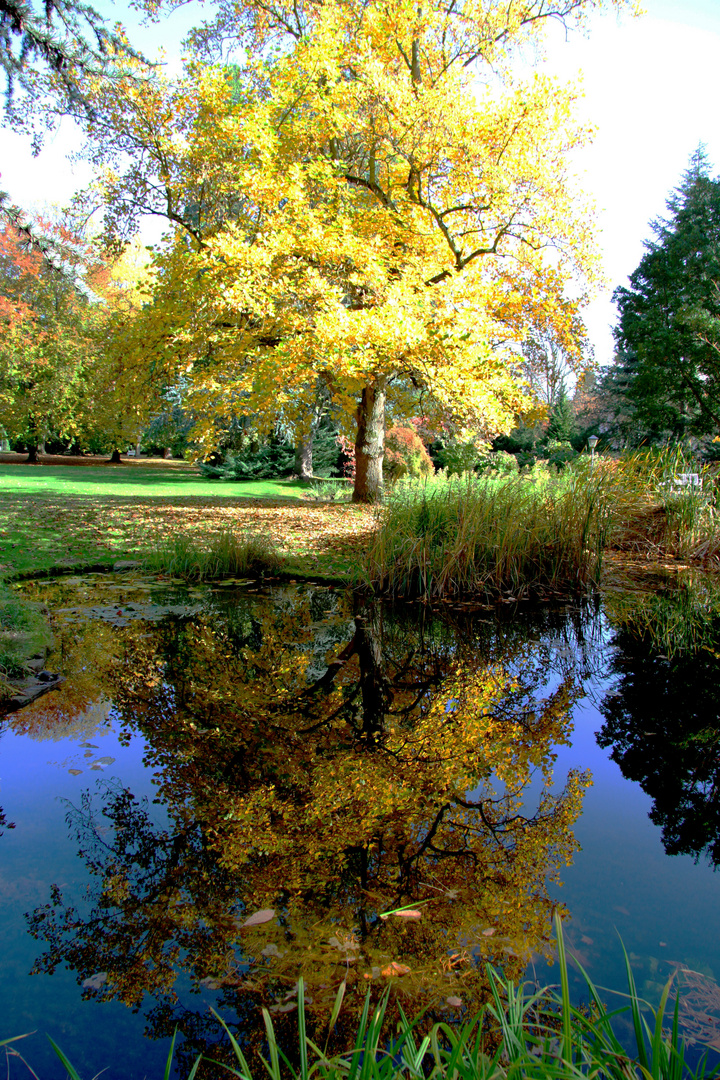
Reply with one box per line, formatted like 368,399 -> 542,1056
612,147 -> 720,441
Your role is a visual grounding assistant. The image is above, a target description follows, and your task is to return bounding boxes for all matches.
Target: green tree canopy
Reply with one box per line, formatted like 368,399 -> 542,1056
611,147 -> 720,442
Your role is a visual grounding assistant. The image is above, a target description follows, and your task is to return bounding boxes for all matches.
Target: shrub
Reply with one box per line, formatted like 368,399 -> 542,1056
199,436 -> 295,480
545,439 -> 578,470
384,426 -> 434,480
432,436 -> 486,476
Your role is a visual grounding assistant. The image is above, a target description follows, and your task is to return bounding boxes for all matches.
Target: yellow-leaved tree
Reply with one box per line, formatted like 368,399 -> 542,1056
76,0 -> 627,499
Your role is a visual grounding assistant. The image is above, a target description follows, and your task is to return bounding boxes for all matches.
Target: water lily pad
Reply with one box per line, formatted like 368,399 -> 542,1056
68,769 -> 82,776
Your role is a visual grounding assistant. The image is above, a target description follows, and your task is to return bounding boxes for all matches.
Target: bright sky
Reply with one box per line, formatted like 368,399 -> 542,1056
1,0 -> 719,369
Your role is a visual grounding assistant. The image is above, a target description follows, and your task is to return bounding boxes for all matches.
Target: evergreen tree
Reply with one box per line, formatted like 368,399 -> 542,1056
611,147 -> 720,441
545,389 -> 576,443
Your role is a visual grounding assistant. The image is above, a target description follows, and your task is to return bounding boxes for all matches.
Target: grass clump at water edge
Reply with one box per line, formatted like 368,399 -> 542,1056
34,916 -> 720,1080
144,529 -> 282,581
358,468 -> 610,600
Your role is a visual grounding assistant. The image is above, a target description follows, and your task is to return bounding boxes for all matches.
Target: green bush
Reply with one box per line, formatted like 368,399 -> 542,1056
431,437 -> 486,476
545,439 -> 578,470
199,436 -> 295,480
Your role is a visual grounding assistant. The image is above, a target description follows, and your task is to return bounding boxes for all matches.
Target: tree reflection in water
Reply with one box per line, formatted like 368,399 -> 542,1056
600,577 -> 720,866
21,583 -> 590,1070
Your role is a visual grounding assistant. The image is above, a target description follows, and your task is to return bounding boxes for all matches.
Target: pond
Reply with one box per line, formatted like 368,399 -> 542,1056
1,572 -> 720,1078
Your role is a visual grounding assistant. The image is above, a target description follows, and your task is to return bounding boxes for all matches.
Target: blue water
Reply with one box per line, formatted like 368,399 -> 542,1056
2,575 -> 719,1076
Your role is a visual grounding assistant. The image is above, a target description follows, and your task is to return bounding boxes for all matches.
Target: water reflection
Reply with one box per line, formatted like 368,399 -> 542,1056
18,579 -> 589,1066
600,576 -> 720,866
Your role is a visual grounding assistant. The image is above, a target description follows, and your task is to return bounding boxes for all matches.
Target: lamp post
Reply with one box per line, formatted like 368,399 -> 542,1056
588,434 -> 599,467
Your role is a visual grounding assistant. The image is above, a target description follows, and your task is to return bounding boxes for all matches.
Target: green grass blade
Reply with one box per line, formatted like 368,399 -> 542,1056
325,980 -> 346,1051
298,978 -> 308,1080
163,1028 -> 178,1080
0,1034 -> 35,1048
47,1036 -> 83,1080
210,1007 -> 255,1079
261,1007 -> 284,1080
554,911 -> 574,1066
649,978 -> 672,1080
620,938 -> 651,1075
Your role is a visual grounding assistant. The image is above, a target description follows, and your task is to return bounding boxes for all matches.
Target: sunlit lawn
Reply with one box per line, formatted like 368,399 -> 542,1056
0,462 -> 307,501
0,461 -> 373,581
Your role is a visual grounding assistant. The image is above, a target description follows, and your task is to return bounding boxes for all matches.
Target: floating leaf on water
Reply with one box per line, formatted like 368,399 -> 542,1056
78,743 -> 98,749
82,972 -> 108,990
239,908 -> 275,928
382,962 -> 411,977
269,1003 -> 296,1014
446,997 -> 463,1007
199,976 -> 223,990
394,910 -> 422,919
481,928 -> 496,936
90,764 -> 103,771
68,769 -> 82,776
91,756 -> 115,766
581,935 -> 594,945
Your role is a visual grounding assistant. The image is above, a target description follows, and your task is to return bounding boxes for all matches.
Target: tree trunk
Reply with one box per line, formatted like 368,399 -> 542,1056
294,434 -> 314,480
162,447 -> 173,459
109,449 -> 122,463
354,612 -> 393,743
353,383 -> 386,504
24,443 -> 39,464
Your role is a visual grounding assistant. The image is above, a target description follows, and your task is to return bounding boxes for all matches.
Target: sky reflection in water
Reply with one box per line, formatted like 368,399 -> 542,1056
1,573 -> 720,1077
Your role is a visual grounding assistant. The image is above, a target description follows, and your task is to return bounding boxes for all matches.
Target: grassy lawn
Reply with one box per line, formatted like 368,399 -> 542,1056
0,461 -> 308,501
0,460 -> 374,581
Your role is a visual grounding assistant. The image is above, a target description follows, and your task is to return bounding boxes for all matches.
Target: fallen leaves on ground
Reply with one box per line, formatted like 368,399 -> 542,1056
0,492 -> 376,578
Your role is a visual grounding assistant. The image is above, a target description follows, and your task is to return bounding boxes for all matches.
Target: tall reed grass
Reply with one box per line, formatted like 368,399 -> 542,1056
43,916 -> 719,1080
356,447 -> 720,601
144,529 -> 281,581
357,466 -> 611,599
607,447 -> 720,562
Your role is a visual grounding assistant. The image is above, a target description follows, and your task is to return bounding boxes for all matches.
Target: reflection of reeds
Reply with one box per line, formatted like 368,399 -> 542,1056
605,574 -> 720,658
0,582 -> 52,687
144,529 -> 281,581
